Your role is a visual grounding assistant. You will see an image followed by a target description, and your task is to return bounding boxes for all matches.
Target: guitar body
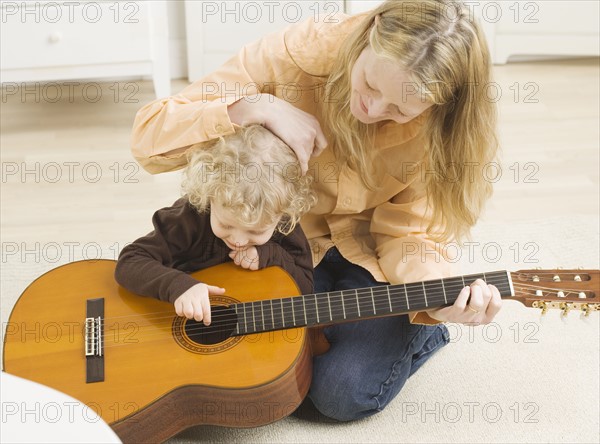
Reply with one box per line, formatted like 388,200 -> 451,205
3,260 -> 312,443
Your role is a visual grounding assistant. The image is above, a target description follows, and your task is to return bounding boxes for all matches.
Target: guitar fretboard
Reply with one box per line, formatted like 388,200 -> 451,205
231,271 -> 512,335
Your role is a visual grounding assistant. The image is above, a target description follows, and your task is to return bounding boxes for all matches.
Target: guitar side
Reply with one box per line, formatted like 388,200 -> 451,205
3,260 -> 312,443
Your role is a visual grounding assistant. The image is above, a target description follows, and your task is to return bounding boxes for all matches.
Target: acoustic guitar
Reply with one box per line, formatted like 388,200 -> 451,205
3,260 -> 598,442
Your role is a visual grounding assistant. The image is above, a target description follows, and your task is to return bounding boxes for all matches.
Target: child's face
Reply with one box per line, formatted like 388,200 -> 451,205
210,201 -> 279,250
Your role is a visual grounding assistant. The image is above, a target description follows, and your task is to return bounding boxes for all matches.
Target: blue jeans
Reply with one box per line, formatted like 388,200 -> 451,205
308,247 -> 450,421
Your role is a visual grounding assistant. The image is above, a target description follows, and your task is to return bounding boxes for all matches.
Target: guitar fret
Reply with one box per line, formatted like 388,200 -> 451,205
342,291 -> 346,319
302,296 -> 307,325
404,283 -> 410,309
356,290 -> 361,317
371,288 -> 376,314
357,288 -> 374,317
270,300 -> 275,329
292,297 -> 305,326
328,291 -> 343,322
441,279 -> 448,304
387,286 -> 392,312
342,290 -> 358,319
422,281 -> 428,307
427,280 -> 446,308
261,301 -> 266,331
252,302 -> 257,332
304,294 -> 317,326
316,294 -> 328,325
234,304 -> 240,335
389,285 -> 406,312
262,299 -> 273,332
242,302 -> 247,333
243,302 -> 254,334
271,298 -> 282,330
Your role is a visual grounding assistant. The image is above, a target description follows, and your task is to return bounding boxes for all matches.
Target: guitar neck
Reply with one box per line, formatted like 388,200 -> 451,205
230,270 -> 514,336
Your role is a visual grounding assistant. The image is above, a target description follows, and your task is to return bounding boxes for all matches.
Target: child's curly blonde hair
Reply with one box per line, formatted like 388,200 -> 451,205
182,124 -> 316,235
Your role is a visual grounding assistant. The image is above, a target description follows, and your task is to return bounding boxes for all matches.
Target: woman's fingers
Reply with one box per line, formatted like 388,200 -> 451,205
483,284 -> 502,322
428,280 -> 502,325
228,93 -> 327,174
468,279 -> 487,314
313,124 -> 328,156
454,285 -> 471,311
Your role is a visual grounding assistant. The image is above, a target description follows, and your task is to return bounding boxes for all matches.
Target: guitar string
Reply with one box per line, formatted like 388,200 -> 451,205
98,291 -> 594,349
98,270 -> 510,320
97,275 -> 511,325
101,287 -> 595,350
61,268 -> 592,345
100,287 -> 598,350
99,278 -> 514,343
95,270 -> 594,323
100,285 -> 582,346
106,283 -> 591,338
96,278 -> 590,327
97,283 -> 591,338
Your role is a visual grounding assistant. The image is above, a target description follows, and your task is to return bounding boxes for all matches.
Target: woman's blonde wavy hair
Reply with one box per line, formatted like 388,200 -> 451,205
321,0 -> 498,242
182,124 -> 316,235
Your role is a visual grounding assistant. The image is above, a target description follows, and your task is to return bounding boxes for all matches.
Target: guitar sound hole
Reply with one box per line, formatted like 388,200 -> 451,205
183,305 -> 237,345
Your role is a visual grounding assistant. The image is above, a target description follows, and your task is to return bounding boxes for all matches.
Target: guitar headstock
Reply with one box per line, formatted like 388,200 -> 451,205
510,269 -> 599,316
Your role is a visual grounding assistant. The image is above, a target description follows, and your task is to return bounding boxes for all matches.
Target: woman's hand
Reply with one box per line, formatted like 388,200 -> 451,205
173,283 -> 226,325
229,246 -> 259,271
425,279 -> 502,325
227,93 -> 328,174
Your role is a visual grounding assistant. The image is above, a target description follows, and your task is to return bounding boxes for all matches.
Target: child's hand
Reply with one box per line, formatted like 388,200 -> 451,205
229,246 -> 260,270
174,283 -> 226,325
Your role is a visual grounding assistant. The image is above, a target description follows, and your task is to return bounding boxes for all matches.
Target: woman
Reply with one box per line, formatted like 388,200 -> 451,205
130,0 -> 501,421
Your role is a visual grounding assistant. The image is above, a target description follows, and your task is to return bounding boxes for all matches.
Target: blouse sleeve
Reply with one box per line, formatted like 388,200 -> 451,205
130,13 -> 358,174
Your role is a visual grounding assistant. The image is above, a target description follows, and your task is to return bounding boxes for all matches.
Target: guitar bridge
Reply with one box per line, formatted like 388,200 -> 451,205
84,316 -> 102,357
85,298 -> 105,383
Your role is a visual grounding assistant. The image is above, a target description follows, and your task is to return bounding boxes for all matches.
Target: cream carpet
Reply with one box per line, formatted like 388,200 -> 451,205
2,216 -> 598,443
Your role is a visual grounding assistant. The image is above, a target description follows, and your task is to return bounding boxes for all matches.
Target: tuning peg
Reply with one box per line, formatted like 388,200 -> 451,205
560,302 -> 571,316
581,304 -> 591,317
574,275 -> 582,282
539,301 -> 548,315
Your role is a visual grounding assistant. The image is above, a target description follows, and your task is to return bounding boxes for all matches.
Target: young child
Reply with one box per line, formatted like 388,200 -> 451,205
115,124 -> 316,325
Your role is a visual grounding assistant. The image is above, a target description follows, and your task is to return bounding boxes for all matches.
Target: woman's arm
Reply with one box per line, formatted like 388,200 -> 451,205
130,14 -> 351,174
371,176 -> 502,325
